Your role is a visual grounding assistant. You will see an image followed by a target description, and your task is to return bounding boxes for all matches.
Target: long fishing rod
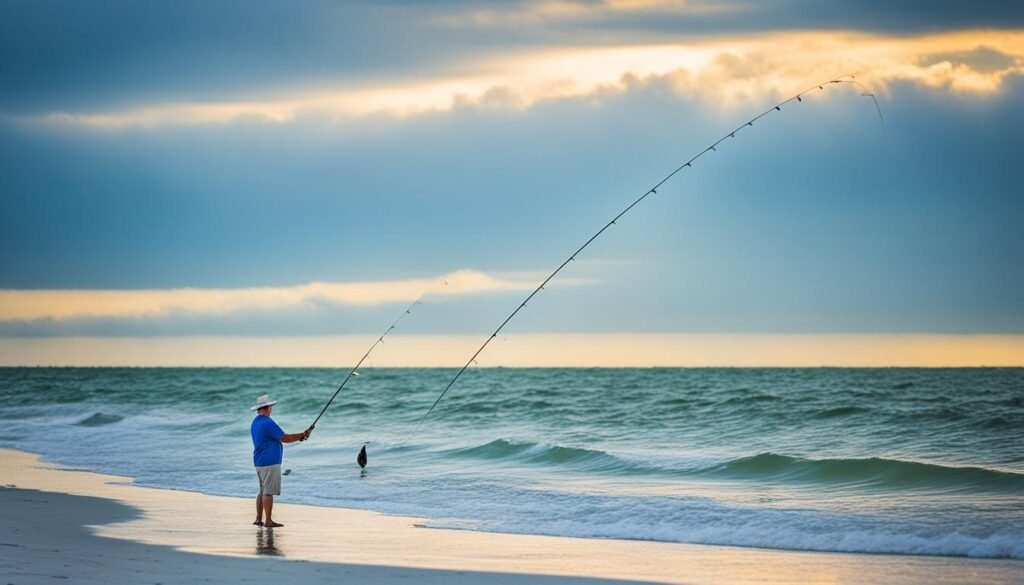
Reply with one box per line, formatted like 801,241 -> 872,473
310,278 -> 444,432
410,74 -> 883,433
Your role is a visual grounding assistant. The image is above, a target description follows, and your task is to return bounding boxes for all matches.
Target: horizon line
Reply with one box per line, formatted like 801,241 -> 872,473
2,333 -> 1022,368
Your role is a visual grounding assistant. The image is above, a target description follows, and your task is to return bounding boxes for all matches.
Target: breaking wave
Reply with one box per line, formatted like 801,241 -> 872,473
445,439 -> 1024,492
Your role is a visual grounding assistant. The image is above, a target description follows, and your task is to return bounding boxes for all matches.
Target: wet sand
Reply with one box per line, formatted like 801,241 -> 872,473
2,448 -> 1022,585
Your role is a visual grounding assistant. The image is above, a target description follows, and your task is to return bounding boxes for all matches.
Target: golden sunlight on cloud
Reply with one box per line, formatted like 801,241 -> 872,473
0,334 -> 1021,367
0,269 -> 568,322
433,0 -> 730,27
30,30 -> 1024,128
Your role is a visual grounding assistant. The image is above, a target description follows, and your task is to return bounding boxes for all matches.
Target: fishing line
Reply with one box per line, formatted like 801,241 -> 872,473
409,74 -> 884,435
309,277 -> 447,439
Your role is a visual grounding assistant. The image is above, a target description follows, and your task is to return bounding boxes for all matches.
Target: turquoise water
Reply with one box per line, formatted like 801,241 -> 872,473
1,367 -> 1022,558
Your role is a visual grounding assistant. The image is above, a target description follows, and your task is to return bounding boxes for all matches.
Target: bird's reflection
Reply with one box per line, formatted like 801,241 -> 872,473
256,528 -> 281,556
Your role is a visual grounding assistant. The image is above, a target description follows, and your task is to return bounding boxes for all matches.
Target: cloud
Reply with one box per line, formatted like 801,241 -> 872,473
4,1 -> 1022,118
433,0 -> 1024,33
0,269 -> 589,322
22,30 -> 1024,128
432,0 -> 734,27
2,63 -> 1020,337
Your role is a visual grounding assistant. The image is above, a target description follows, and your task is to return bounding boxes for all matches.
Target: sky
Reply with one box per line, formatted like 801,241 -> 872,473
1,0 -> 1022,366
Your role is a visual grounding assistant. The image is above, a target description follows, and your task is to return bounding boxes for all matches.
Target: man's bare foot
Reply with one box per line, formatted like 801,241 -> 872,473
253,520 -> 263,526
264,521 -> 284,528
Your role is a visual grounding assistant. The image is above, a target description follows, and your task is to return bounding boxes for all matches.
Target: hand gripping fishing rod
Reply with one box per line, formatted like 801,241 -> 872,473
310,278 -> 445,434
410,74 -> 883,433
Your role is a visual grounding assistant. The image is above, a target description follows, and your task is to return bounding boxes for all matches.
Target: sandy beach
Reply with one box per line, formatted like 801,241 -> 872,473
1,448 -> 1021,585
4,0 -> 1023,582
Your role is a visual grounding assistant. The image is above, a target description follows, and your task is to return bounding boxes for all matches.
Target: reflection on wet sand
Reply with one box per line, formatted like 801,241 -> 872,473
256,528 -> 281,556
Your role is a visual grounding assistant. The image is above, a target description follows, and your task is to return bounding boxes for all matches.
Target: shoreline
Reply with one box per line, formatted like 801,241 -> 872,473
4,448 -> 1024,584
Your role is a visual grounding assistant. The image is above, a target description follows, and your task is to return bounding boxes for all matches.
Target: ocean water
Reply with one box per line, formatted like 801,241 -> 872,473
1,367 -> 1022,559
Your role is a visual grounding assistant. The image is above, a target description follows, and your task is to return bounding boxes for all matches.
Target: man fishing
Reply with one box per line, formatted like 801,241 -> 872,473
250,394 -> 312,528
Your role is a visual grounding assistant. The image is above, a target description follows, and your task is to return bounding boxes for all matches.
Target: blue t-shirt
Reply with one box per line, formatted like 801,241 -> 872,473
251,415 -> 285,467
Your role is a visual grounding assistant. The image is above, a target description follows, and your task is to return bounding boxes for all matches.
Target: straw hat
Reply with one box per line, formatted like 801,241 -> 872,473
250,394 -> 278,411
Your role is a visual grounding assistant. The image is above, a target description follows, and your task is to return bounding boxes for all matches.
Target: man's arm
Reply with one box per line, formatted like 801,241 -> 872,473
281,432 -> 304,444
281,427 -> 313,444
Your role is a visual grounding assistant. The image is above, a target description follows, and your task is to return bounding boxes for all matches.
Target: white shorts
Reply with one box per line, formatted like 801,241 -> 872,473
256,464 -> 281,496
